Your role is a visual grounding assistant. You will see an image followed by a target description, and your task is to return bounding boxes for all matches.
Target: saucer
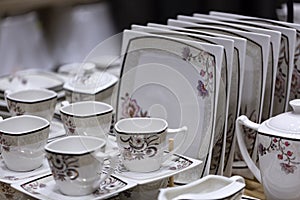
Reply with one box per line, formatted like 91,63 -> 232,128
11,173 -> 137,200
0,156 -> 50,184
115,154 -> 202,185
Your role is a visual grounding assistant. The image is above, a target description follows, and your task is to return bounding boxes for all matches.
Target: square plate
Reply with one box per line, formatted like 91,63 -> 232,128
168,19 -> 270,176
0,156 -> 50,184
209,11 -> 297,116
147,22 -> 247,177
115,154 -> 202,185
192,13 -> 282,121
117,30 -> 223,179
130,24 -> 234,176
11,173 -> 137,200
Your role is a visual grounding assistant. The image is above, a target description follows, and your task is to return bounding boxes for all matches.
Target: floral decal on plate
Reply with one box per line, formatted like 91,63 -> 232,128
22,180 -> 46,195
181,46 -> 215,98
258,137 -> 300,174
290,37 -> 300,99
120,135 -> 159,161
168,156 -> 192,170
60,115 -> 76,134
274,67 -> 286,103
6,101 -> 25,116
121,92 -> 149,118
94,176 -> 127,196
46,154 -> 79,181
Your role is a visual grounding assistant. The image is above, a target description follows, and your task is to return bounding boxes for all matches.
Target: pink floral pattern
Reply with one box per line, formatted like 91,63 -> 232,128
181,46 -> 215,98
121,93 -> 148,118
258,137 -> 300,174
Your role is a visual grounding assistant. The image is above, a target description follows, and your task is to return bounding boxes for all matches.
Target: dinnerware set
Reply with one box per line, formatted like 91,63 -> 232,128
2,9 -> 300,200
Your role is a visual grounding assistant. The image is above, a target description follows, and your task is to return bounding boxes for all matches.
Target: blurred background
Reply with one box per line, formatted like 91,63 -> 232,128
0,0 -> 295,76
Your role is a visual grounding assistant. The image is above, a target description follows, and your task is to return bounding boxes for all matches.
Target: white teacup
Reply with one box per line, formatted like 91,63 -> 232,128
45,135 -> 117,196
6,88 -> 57,122
60,101 -> 113,139
0,115 -> 50,171
114,117 -> 187,172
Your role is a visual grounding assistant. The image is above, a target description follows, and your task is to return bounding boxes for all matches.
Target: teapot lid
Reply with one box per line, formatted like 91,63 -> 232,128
266,99 -> 300,134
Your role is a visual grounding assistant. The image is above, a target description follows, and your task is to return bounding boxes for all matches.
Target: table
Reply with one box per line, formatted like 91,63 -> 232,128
244,178 -> 266,200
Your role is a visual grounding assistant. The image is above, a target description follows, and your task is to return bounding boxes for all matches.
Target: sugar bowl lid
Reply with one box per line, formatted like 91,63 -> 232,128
265,99 -> 300,135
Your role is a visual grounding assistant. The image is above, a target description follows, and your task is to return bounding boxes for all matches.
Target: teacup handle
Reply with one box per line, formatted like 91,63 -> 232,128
162,126 -> 188,162
236,115 -> 261,182
92,151 -> 118,190
60,100 -> 70,107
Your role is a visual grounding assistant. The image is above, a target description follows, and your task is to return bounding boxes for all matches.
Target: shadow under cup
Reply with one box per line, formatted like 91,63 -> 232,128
44,135 -> 116,196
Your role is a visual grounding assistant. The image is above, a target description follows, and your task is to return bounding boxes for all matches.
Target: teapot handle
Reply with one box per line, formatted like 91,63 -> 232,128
236,115 -> 261,182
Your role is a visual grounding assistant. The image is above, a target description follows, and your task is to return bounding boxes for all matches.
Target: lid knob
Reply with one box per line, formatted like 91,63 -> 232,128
290,99 -> 300,114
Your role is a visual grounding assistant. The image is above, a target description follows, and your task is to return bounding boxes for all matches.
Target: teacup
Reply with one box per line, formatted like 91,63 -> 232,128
45,135 -> 117,196
0,115 -> 50,171
6,88 -> 57,122
114,117 -> 187,172
60,101 -> 113,139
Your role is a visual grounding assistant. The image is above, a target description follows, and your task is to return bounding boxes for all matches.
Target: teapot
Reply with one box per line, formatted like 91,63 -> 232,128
236,99 -> 300,200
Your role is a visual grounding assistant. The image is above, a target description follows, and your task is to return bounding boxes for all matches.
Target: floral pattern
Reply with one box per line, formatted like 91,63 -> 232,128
0,134 -> 11,152
120,135 -> 159,161
168,156 -> 192,170
258,137 -> 300,174
46,154 -> 79,181
60,115 -> 76,134
181,46 -> 215,98
121,92 -> 149,118
6,101 -> 25,116
94,176 -> 126,196
290,34 -> 300,100
274,66 -> 286,103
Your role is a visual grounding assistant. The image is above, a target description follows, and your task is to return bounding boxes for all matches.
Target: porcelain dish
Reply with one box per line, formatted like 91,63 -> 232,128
158,175 -> 245,200
118,29 -> 223,179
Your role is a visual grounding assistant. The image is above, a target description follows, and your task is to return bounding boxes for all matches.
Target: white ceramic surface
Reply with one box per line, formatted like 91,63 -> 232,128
115,117 -> 187,172
131,24 -> 233,176
192,13 -> 281,121
6,88 -> 57,122
45,135 -> 117,196
0,156 -> 50,184
11,173 -> 137,200
115,153 -> 202,185
147,22 -> 247,177
0,69 -> 64,98
63,69 -> 118,104
118,29 -> 223,178
158,175 -> 245,200
209,11 -> 297,116
236,99 -> 300,200
60,101 -> 113,139
168,18 -> 270,178
0,115 -> 50,171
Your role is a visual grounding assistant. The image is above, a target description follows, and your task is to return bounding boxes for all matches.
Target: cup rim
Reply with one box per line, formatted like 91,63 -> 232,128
6,88 -> 57,104
59,101 -> 113,118
0,115 -> 50,135
44,135 -> 106,155
114,117 -> 168,135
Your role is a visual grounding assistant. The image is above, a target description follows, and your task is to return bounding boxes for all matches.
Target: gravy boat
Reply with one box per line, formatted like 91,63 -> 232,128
158,175 -> 245,200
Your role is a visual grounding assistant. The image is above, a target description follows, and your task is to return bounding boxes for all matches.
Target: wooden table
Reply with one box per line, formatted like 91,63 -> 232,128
244,178 -> 266,200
